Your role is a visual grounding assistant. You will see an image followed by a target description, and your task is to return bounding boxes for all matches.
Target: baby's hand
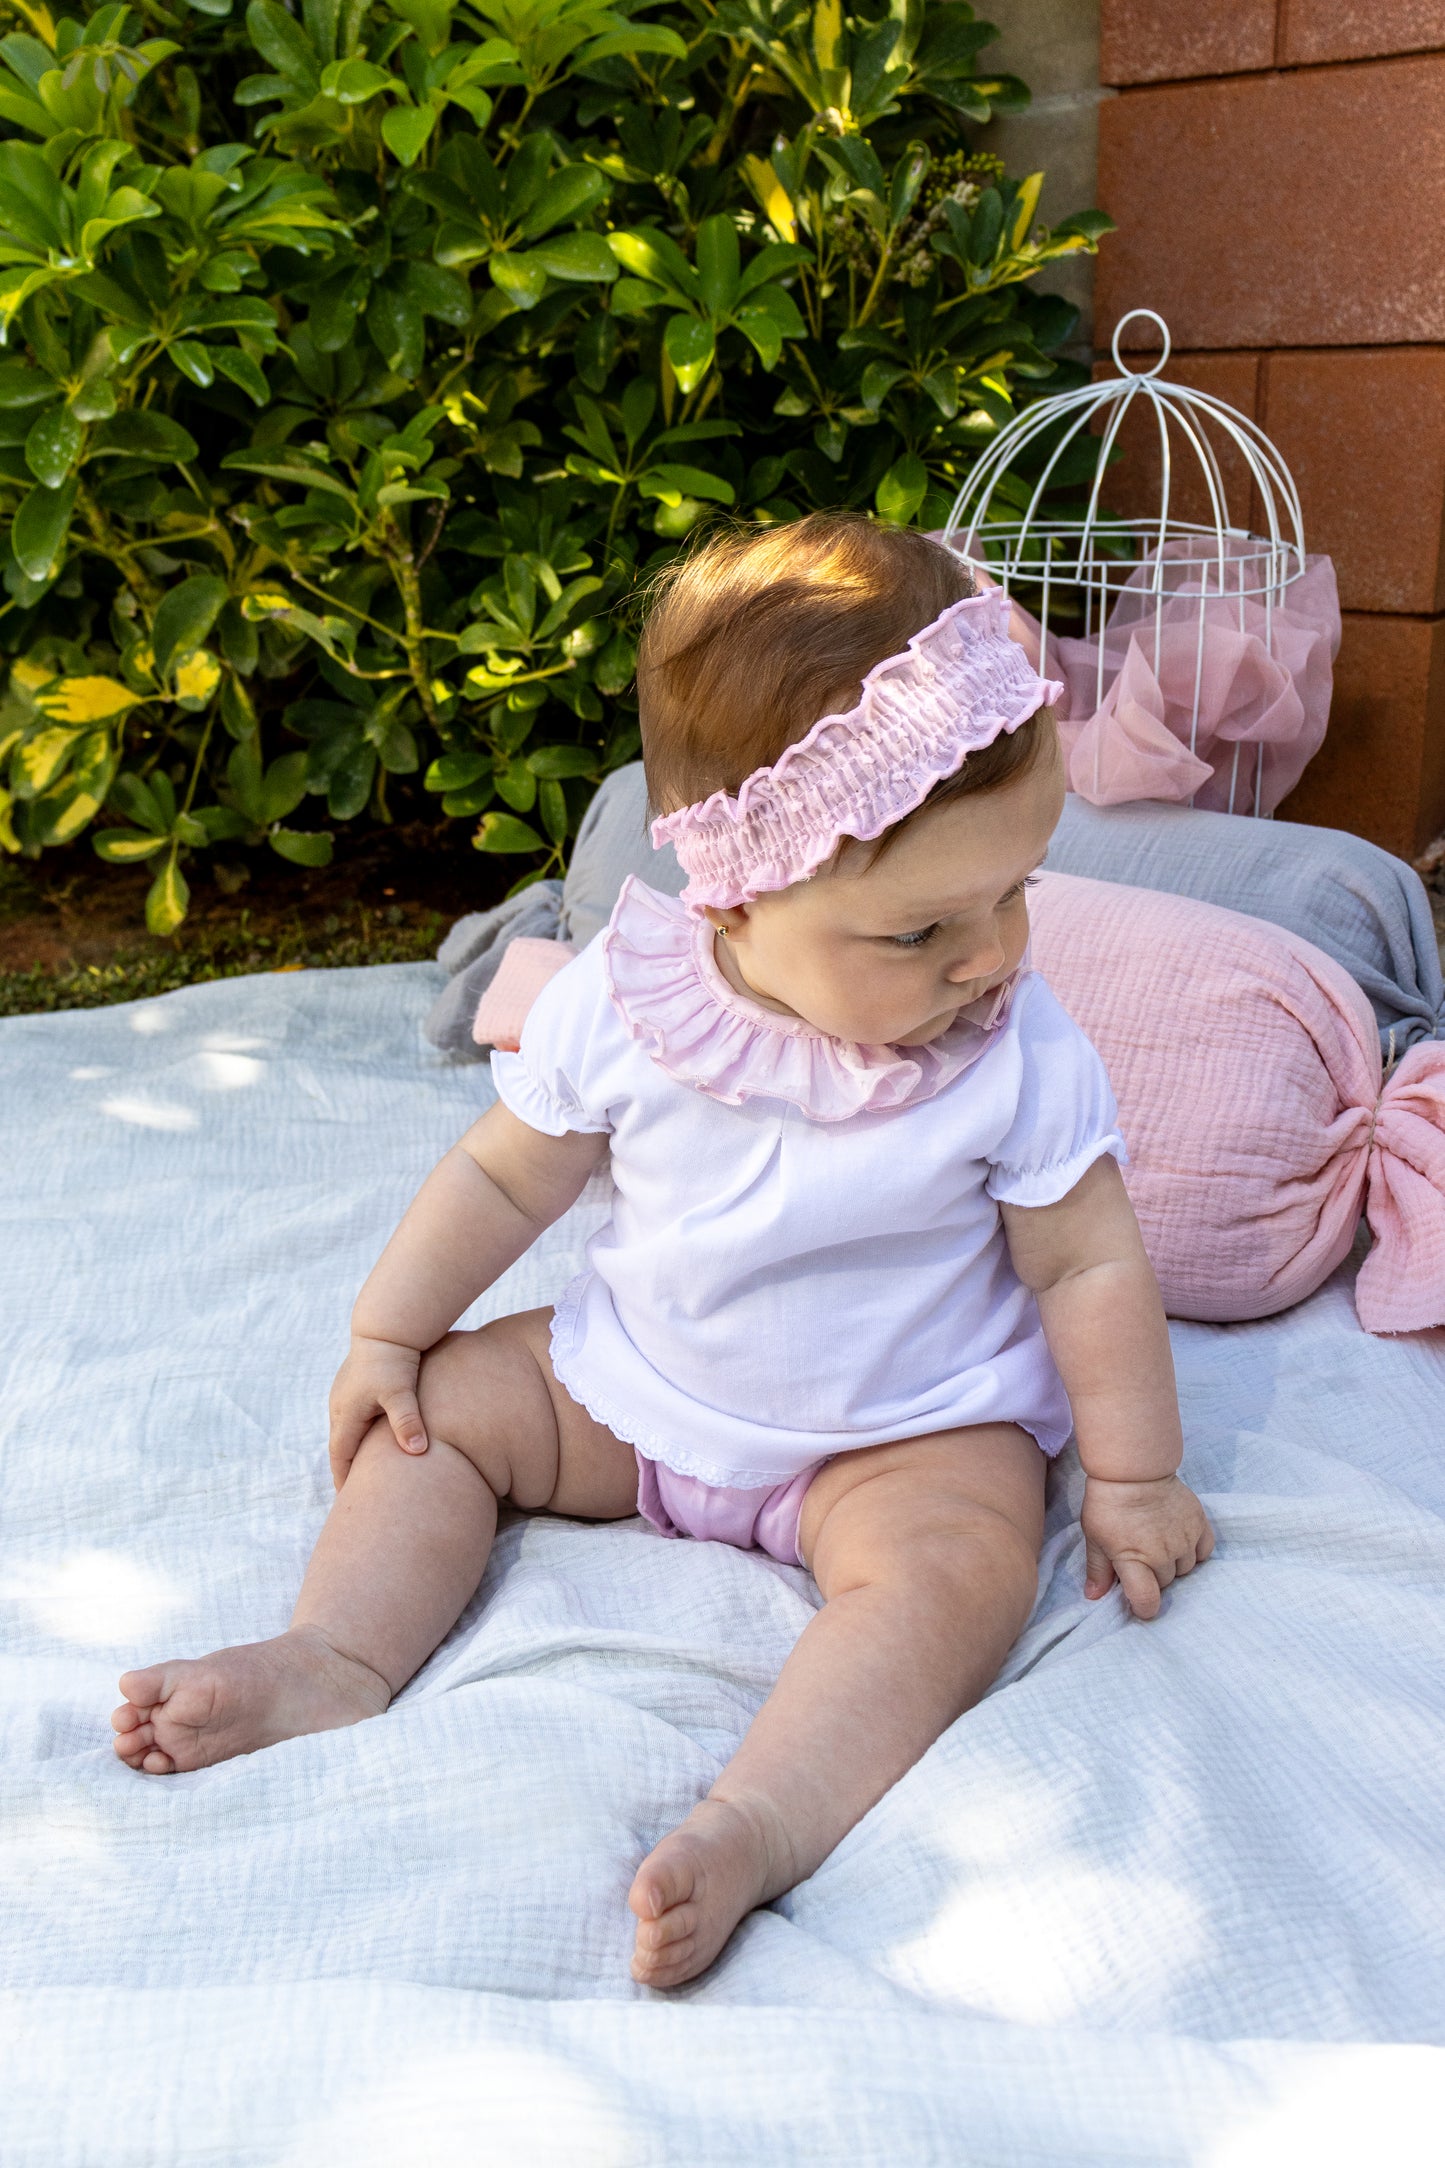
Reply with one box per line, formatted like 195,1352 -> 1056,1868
1081,1473 -> 1214,1621
327,1334 -> 428,1488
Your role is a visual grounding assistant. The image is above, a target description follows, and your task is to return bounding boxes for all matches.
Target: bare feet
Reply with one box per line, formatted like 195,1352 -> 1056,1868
628,1793 -> 796,1988
111,1625 -> 392,1774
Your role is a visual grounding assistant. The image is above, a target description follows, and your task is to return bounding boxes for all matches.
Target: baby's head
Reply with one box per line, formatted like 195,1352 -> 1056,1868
638,513 -> 1064,1048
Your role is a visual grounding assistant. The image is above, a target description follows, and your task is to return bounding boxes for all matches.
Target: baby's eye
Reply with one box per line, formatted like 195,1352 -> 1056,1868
1002,875 -> 1042,905
889,923 -> 940,949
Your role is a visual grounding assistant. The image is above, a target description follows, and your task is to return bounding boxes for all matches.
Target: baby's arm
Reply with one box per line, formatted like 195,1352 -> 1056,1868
1001,1154 -> 1214,1619
329,1103 -> 607,1484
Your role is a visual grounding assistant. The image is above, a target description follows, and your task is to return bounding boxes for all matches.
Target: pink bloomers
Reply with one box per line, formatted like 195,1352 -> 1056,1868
635,1454 -> 826,1568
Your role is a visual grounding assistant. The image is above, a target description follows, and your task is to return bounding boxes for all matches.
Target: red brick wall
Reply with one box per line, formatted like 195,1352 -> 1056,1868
1095,3 -> 1445,855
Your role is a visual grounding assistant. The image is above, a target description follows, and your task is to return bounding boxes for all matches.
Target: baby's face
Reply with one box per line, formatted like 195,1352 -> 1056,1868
708,749 -> 1065,1046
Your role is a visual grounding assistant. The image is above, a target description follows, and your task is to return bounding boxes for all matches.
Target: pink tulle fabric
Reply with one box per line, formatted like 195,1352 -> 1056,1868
1028,872 -> 1445,1334
652,590 -> 1062,913
970,540 -> 1340,815
602,877 -> 1018,1122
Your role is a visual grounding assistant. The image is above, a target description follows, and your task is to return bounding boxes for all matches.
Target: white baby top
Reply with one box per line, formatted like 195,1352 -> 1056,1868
491,879 -> 1125,1488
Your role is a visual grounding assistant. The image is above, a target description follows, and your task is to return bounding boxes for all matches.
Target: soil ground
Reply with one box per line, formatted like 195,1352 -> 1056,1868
0,823 -> 516,1017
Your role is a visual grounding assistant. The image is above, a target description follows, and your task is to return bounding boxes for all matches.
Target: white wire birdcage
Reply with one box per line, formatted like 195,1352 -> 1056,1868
941,308 -> 1322,817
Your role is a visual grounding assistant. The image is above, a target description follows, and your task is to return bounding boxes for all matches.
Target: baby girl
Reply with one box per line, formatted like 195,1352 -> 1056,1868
113,514 -> 1213,1987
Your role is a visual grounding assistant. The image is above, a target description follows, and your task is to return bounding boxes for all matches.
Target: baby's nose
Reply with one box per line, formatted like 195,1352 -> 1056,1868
945,939 -> 1004,985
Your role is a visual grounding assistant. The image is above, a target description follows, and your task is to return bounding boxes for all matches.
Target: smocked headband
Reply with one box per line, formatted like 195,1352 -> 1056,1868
651,589 -> 1063,913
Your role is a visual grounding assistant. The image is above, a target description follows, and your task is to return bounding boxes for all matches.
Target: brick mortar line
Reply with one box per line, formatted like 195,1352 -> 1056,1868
1101,47 -> 1445,94
1096,342 -> 1445,360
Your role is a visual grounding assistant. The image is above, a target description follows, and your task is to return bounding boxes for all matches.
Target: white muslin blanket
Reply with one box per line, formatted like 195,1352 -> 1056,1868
2,963 -> 1444,2165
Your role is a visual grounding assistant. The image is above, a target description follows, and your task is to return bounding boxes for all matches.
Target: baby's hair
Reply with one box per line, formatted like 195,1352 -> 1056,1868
636,512 -> 1055,851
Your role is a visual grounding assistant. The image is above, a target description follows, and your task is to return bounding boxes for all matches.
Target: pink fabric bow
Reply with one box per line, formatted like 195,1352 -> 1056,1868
963,542 -> 1341,817
1359,1040 -> 1445,1333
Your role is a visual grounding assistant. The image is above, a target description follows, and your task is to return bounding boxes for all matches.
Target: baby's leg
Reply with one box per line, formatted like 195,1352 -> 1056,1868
629,1424 -> 1044,1986
112,1309 -> 637,1773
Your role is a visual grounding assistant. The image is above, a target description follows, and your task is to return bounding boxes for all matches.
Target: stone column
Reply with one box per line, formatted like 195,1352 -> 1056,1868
1094,3 -> 1445,857
977,0 -> 1107,351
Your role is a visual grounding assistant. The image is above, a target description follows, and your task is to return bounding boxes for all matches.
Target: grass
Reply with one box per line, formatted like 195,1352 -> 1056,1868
0,857 -> 448,1018
0,905 -> 447,1017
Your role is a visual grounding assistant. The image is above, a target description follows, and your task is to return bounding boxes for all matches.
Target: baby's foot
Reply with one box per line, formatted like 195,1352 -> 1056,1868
628,1793 -> 794,1988
111,1626 -> 391,1774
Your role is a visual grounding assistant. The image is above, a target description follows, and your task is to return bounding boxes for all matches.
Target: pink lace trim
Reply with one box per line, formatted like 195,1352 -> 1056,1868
651,590 -> 1062,912
602,878 -> 1019,1123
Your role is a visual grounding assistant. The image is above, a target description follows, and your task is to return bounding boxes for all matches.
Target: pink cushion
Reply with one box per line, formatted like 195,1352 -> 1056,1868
1028,873 -> 1445,1331
472,937 -> 578,1053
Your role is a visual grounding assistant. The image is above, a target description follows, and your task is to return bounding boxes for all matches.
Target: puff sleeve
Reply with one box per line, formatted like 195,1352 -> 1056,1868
985,973 -> 1127,1208
489,941 -> 614,1138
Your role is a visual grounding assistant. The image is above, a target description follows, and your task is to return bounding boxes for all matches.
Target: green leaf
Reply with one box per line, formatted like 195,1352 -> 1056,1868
0,363 -> 55,410
93,827 -> 169,863
664,315 -> 714,394
90,411 -> 199,464
146,852 -> 189,936
969,187 -> 1004,265
152,576 -> 229,681
246,0 -> 320,88
875,452 -> 929,526
489,250 -> 549,309
380,103 -> 435,166
11,476 -> 76,582
695,214 -> 740,317
319,57 -> 393,103
526,744 -> 597,778
441,778 -> 495,817
210,347 -> 270,407
474,811 -> 543,853
424,749 -> 490,792
537,776 -> 567,844
261,749 -> 309,822
269,826 -> 333,866
170,339 -> 215,389
526,232 -> 618,284
23,405 -> 82,489
639,462 -> 735,507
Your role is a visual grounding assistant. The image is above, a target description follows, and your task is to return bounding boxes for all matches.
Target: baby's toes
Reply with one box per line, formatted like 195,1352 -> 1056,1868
628,1843 -> 697,1926
632,1926 -> 698,1986
635,1901 -> 696,1954
117,1664 -> 170,1708
139,1746 -> 177,1775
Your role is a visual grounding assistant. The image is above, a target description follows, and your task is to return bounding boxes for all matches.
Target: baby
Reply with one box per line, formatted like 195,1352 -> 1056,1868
114,514 -> 1213,1988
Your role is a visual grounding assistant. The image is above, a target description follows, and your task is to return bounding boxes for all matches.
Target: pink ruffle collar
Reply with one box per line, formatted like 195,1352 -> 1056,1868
602,877 -> 1018,1123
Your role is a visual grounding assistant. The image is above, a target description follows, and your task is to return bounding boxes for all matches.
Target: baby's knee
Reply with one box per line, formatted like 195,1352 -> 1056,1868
899,1509 -> 1041,1623
411,1320 -> 559,1505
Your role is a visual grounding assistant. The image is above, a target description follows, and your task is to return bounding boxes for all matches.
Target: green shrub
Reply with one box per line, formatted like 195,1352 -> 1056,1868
0,0 -> 1109,930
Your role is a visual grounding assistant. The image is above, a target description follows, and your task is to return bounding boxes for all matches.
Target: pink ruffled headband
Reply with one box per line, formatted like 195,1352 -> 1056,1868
651,589 -> 1064,913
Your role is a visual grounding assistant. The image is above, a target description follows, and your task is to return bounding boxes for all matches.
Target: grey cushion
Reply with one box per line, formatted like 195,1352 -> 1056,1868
560,763 -> 684,947
423,879 -> 565,1058
1046,796 -> 1445,1059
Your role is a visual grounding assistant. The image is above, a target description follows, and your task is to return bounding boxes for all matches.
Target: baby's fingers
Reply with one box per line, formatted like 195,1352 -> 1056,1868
327,1411 -> 369,1490
1116,1556 -> 1163,1621
382,1389 -> 428,1458
1083,1535 -> 1115,1601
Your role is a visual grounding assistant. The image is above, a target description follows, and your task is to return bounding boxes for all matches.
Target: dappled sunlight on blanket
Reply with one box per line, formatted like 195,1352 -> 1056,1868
895,1865 -> 1206,2024
1203,2046 -> 1443,2164
279,2043 -> 635,2168
1,1549 -> 183,1644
